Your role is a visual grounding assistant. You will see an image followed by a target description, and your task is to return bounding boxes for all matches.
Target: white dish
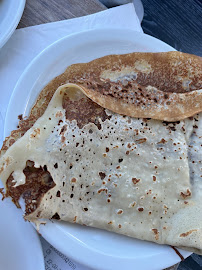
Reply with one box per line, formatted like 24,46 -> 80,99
4,29 -> 191,270
0,0 -> 25,49
0,182 -> 45,270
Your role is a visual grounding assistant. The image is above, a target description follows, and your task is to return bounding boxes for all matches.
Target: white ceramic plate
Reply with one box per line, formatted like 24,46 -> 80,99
0,0 -> 25,49
0,182 -> 45,270
4,29 -> 191,270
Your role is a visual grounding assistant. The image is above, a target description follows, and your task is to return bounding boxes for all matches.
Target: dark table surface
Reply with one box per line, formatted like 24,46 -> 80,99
17,0 -> 202,269
141,0 -> 202,57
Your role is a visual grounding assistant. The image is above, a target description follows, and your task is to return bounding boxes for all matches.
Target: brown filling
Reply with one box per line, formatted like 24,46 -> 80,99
62,93 -> 111,129
6,161 -> 55,215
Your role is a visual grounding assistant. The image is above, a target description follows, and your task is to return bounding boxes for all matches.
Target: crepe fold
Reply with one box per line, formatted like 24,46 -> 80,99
0,51 -> 202,254
30,51 -> 202,122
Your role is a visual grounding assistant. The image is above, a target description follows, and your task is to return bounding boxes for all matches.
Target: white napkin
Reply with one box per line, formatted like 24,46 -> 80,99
0,3 -> 142,270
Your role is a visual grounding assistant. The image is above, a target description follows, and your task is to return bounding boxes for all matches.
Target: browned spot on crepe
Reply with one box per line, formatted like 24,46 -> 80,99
152,228 -> 159,240
180,229 -> 197,237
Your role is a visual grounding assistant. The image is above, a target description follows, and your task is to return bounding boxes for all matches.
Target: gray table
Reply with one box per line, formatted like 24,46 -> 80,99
17,1 -> 202,269
17,0 -> 106,28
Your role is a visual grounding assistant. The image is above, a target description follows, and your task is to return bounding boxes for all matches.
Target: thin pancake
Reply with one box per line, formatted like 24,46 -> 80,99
30,51 -> 202,121
1,51 -> 201,157
0,84 -> 201,255
0,51 -> 202,255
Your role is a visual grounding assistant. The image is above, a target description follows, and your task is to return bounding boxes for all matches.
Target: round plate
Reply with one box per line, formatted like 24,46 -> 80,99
0,0 -> 26,49
0,182 -> 45,270
4,29 -> 191,270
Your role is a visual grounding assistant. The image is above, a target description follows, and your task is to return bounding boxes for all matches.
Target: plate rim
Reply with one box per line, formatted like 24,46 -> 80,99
0,0 -> 26,49
4,28 -> 191,270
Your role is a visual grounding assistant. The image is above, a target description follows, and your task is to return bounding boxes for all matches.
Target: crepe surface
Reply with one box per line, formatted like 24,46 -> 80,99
1,51 -> 201,157
0,83 -> 202,254
0,51 -> 202,254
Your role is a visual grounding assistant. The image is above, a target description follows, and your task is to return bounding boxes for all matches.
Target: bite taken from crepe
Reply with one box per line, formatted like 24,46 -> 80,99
0,51 -> 202,254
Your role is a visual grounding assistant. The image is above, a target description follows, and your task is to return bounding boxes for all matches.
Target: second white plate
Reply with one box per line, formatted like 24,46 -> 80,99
0,0 -> 25,48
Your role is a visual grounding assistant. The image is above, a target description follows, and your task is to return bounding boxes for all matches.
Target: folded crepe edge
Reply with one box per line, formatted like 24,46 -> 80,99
27,51 -> 202,123
78,84 -> 202,121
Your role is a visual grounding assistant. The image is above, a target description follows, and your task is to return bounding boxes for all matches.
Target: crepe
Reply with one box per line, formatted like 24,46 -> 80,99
0,51 -> 202,254
1,51 -> 201,157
